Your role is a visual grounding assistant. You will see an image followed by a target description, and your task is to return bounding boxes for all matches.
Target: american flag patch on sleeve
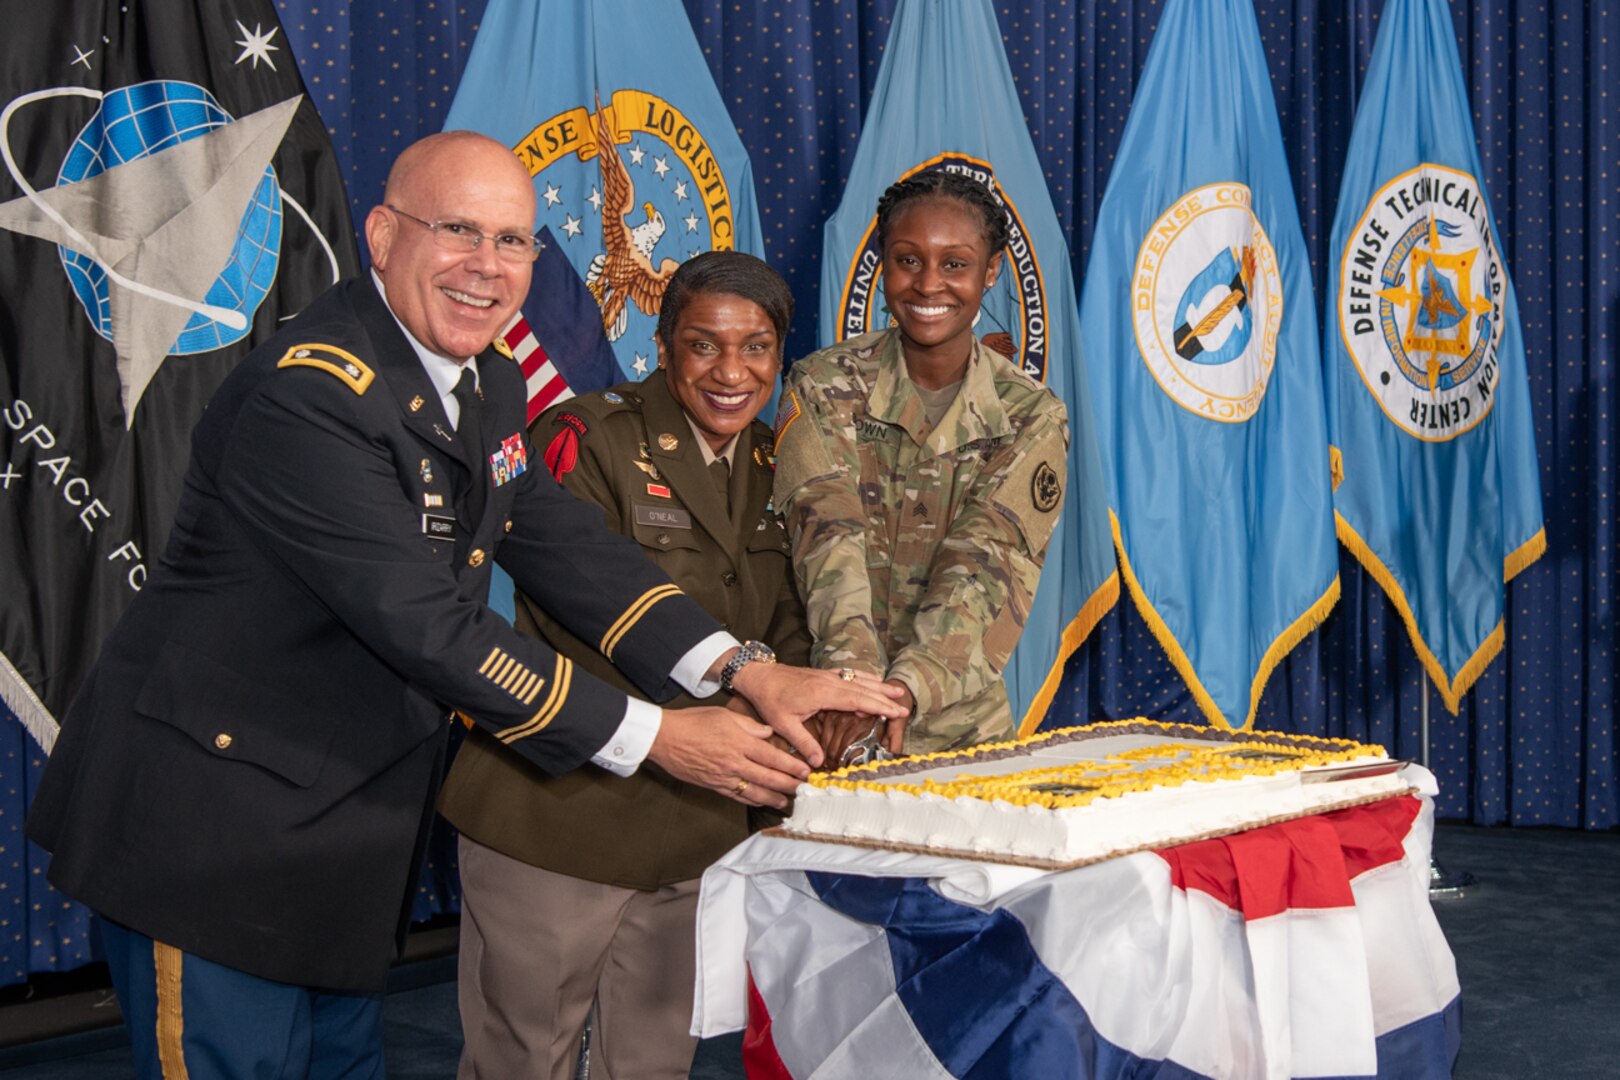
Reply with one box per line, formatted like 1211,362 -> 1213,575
774,390 -> 801,442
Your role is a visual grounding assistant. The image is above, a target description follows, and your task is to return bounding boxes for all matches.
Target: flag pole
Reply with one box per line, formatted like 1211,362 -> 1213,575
1424,673 -> 1476,898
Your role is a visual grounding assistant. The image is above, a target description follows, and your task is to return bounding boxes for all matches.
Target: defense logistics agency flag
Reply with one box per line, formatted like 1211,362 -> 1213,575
446,0 -> 764,398
820,0 -> 1118,731
0,0 -> 358,749
1325,0 -> 1544,713
1078,0 -> 1339,730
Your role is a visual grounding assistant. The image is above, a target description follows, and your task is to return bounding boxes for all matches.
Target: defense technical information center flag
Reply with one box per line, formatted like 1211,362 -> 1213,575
1079,0 -> 1339,730
1325,0 -> 1544,713
445,0 -> 764,394
819,0 -> 1119,732
0,0 -> 359,750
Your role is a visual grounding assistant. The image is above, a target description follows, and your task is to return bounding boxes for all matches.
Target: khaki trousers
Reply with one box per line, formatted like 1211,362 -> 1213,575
455,835 -> 701,1080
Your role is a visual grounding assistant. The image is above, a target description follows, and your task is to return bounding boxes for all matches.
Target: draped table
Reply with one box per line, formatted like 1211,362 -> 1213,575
693,769 -> 1460,1079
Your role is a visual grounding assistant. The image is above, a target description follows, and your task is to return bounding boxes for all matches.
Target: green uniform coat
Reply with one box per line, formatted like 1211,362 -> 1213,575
440,370 -> 810,889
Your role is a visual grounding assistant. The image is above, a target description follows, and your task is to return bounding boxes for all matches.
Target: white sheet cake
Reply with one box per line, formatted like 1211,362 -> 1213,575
781,719 -> 1413,867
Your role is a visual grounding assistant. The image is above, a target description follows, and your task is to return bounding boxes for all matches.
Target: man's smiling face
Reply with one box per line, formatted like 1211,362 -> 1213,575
366,134 -> 536,360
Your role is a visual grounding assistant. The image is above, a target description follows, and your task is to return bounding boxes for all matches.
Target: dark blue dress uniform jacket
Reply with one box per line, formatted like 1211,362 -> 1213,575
26,278 -> 718,993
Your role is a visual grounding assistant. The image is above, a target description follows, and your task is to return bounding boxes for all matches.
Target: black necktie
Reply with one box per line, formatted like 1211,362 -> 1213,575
708,458 -> 731,515
453,368 -> 486,528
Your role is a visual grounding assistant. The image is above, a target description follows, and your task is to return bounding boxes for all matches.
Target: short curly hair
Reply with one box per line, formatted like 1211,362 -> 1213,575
873,170 -> 1011,256
654,250 -> 794,356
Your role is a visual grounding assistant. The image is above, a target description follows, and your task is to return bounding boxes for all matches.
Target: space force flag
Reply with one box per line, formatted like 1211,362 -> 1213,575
1078,0 -> 1339,730
445,0 -> 764,391
0,0 -> 358,749
820,0 -> 1119,731
1325,0 -> 1544,713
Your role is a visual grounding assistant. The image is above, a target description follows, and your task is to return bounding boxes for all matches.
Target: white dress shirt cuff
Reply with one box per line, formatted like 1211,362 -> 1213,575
591,696 -> 663,776
672,630 -> 741,698
591,632 -> 739,775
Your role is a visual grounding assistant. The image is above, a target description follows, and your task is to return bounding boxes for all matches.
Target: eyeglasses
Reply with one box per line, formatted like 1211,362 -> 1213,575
387,205 -> 541,263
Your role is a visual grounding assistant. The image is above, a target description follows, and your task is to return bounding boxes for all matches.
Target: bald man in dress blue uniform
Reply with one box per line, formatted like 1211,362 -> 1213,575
26,132 -> 905,1080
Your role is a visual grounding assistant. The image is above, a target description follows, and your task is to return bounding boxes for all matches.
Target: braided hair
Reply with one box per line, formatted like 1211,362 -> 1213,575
873,170 -> 1011,256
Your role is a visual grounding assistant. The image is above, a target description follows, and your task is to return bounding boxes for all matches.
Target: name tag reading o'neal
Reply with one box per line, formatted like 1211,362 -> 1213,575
422,513 -> 457,540
633,504 -> 692,530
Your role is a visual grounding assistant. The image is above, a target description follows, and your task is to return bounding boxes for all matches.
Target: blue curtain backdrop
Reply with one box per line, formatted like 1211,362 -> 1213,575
3,0 -> 1613,984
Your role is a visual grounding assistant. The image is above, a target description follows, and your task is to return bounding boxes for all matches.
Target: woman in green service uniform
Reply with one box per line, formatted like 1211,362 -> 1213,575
440,252 -> 808,1080
774,171 -> 1070,760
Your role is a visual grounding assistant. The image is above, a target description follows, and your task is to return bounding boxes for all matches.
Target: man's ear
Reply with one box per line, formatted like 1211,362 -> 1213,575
365,206 -> 394,271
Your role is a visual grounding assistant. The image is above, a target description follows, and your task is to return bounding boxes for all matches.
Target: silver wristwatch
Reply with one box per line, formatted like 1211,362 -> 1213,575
718,640 -> 777,693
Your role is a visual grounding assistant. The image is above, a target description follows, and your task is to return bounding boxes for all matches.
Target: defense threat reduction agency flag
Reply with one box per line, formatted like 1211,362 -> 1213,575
1325,0 -> 1544,713
445,0 -> 765,405
0,0 -> 358,750
1079,0 -> 1339,731
819,0 -> 1119,732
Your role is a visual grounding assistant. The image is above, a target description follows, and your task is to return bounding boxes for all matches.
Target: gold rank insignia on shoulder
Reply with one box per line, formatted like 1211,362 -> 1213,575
277,344 -> 374,395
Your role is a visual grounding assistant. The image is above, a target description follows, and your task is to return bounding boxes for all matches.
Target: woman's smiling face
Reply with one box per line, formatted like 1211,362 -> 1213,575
659,290 -> 781,452
881,195 -> 1003,368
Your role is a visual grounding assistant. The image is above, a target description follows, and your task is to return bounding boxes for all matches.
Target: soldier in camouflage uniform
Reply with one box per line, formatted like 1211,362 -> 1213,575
775,172 -> 1069,755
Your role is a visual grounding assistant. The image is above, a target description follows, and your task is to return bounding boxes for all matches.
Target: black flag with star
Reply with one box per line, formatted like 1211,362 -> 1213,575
0,0 -> 359,750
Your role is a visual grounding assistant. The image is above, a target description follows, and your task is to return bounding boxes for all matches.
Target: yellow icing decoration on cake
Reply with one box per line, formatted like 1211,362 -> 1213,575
809,718 -> 1388,811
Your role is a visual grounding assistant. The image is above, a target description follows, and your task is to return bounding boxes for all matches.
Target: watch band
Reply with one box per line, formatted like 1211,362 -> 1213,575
719,640 -> 777,693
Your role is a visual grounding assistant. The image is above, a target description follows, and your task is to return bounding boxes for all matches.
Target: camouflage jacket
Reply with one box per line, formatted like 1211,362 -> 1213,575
774,329 -> 1069,752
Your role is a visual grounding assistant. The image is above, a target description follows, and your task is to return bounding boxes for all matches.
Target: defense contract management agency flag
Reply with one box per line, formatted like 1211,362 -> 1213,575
1325,0 -> 1545,713
445,0 -> 765,398
695,796 -> 1460,1076
1078,0 -> 1339,730
820,0 -> 1118,732
0,0 -> 359,750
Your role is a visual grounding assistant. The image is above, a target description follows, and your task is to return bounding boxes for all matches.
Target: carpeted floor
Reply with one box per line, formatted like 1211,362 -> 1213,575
3,823 -> 1615,1078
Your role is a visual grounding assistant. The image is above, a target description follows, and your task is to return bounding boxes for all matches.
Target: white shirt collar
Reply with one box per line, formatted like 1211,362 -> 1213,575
372,269 -> 477,422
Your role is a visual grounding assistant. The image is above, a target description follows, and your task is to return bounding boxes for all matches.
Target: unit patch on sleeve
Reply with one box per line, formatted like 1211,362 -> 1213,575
544,413 -> 588,481
276,344 -> 374,395
1031,461 -> 1062,512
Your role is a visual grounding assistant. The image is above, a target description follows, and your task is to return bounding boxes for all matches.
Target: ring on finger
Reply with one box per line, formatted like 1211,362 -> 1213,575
838,667 -> 856,682
732,779 -> 750,795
